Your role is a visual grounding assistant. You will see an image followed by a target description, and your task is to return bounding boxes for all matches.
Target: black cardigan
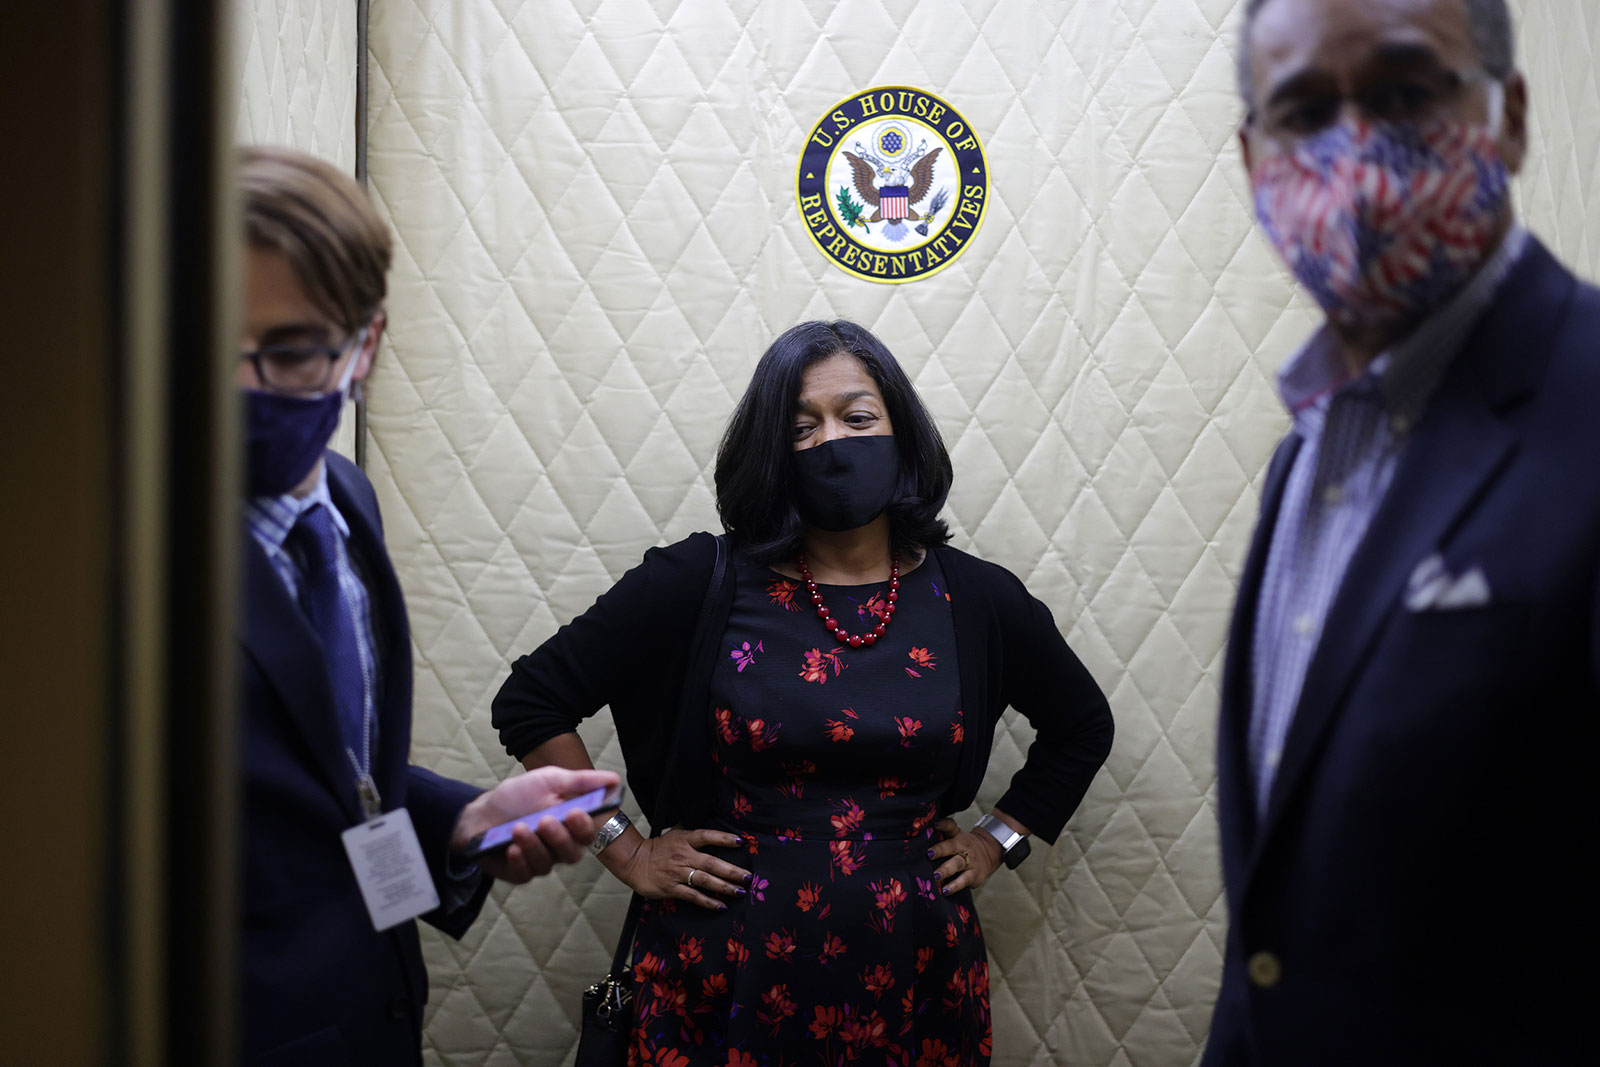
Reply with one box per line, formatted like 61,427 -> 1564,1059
493,532 -> 1113,843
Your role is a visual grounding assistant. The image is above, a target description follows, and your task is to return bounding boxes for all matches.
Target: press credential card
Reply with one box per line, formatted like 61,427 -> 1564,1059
341,809 -> 440,931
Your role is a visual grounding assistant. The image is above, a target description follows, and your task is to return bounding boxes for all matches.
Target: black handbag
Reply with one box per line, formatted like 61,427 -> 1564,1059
575,534 -> 730,1065
576,893 -> 643,1065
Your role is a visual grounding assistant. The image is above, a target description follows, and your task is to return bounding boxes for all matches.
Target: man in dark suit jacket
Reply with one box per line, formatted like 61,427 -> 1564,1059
236,146 -> 617,1066
1208,2 -> 1599,1063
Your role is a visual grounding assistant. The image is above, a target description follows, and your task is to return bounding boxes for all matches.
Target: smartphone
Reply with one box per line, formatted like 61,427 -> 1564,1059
464,782 -> 626,859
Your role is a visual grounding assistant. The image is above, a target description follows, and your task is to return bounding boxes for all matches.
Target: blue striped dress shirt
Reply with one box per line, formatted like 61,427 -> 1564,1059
1247,225 -> 1529,814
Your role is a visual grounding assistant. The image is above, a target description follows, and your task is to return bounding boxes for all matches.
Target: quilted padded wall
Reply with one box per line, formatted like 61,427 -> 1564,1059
1512,1 -> 1600,272
234,0 -> 357,166
350,2 -> 1600,1065
234,0 -> 360,456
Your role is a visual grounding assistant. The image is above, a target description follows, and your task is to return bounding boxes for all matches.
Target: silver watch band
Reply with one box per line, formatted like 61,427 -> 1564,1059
974,813 -> 1023,853
589,810 -> 632,855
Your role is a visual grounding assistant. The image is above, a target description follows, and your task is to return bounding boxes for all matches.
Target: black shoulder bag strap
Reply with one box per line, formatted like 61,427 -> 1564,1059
583,534 -> 729,1051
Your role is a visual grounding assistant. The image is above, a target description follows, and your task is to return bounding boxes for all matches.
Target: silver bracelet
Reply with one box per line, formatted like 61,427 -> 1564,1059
589,810 -> 632,855
974,813 -> 1023,852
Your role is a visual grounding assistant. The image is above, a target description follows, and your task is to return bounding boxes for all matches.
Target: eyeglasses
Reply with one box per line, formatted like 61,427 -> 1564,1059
1251,67 -> 1496,143
240,329 -> 366,395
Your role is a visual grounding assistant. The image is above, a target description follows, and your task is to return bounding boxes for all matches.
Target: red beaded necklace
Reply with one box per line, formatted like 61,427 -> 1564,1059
795,552 -> 899,648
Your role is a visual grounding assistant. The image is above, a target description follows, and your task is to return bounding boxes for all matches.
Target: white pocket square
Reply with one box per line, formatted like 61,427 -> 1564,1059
1405,553 -> 1492,611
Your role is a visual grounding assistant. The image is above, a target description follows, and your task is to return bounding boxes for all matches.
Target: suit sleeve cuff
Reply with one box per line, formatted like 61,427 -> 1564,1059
441,852 -> 486,911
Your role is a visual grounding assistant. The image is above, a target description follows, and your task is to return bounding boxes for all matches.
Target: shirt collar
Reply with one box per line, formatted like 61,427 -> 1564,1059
1277,223 -> 1530,425
244,460 -> 349,557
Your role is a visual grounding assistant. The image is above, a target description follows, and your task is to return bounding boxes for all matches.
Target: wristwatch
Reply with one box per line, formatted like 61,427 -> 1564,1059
974,813 -> 1031,870
589,810 -> 632,855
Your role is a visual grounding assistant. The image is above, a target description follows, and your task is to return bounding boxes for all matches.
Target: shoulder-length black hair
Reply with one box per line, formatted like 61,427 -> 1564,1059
715,320 -> 953,564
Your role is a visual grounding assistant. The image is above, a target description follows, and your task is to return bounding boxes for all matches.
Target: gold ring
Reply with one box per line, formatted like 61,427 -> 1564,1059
687,869 -> 698,888
959,850 -> 970,870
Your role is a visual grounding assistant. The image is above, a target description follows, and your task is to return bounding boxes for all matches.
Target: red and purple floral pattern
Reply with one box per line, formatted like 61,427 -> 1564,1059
628,555 -> 987,1066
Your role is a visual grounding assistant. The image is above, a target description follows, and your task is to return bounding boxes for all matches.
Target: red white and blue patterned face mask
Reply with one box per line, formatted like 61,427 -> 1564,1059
1251,82 -> 1510,328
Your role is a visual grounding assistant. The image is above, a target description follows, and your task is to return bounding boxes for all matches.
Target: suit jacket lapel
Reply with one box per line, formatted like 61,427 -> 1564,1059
240,530 -> 366,823
1250,239 -> 1572,865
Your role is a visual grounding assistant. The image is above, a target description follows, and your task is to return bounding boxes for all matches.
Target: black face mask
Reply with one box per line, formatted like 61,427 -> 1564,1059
792,435 -> 899,532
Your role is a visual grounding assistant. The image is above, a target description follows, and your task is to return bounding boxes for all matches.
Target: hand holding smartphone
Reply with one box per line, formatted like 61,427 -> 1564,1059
464,783 -> 625,859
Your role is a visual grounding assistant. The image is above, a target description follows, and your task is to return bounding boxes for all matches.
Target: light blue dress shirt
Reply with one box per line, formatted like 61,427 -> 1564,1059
1247,226 -> 1530,814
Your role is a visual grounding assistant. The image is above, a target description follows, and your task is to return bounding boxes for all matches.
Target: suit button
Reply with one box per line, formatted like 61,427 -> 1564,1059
389,995 -> 410,1019
1248,951 -> 1282,989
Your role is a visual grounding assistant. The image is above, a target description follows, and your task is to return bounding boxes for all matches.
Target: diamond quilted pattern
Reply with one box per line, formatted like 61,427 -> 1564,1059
228,0 -> 1600,1063
1511,1 -> 1600,270
235,0 -> 358,168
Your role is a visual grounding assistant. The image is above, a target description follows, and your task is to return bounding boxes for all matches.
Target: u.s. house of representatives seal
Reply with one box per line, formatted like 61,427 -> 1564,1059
796,86 -> 988,283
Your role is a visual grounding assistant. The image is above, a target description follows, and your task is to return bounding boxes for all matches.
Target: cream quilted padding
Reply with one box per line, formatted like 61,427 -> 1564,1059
237,0 -> 1600,1063
235,0 -> 356,169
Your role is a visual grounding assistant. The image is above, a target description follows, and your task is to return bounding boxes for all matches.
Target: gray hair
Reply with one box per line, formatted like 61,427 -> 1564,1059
1236,0 -> 1515,105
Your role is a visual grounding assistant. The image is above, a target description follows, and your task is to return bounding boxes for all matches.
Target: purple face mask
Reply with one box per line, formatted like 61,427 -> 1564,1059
243,344 -> 359,497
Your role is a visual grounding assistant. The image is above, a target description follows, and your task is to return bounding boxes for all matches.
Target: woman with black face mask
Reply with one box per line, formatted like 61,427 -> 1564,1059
492,320 -> 1112,1066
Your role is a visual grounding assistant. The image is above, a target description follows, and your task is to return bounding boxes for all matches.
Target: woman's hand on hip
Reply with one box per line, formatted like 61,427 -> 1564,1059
618,827 -> 752,910
928,817 -> 1004,894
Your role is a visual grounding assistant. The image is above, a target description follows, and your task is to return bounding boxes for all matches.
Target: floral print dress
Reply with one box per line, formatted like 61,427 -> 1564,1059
628,553 -> 990,1067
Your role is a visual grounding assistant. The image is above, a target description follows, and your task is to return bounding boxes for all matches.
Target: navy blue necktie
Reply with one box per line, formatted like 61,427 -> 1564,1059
288,503 -> 369,770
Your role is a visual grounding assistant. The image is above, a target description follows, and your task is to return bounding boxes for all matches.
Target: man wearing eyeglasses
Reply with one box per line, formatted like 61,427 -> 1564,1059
236,145 -> 617,1066
1208,1 -> 1599,1064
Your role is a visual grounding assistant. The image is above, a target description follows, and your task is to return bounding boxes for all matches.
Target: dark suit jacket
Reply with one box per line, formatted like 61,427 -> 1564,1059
239,451 -> 490,1067
1203,239 -> 1600,1066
